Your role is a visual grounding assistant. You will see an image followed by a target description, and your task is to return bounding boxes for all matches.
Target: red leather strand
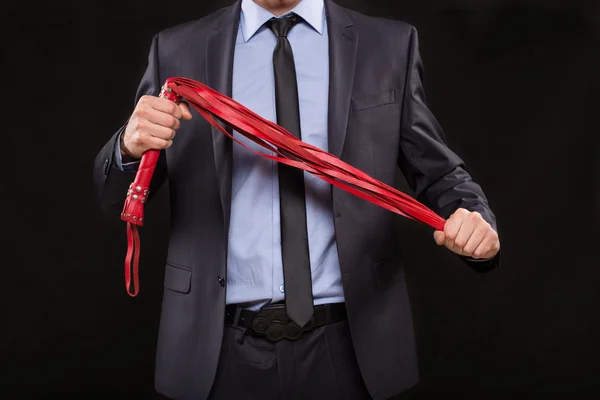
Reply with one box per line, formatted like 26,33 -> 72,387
121,77 -> 446,296
125,223 -> 140,296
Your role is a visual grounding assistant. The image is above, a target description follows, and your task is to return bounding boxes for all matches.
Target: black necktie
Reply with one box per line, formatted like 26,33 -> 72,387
267,15 -> 314,328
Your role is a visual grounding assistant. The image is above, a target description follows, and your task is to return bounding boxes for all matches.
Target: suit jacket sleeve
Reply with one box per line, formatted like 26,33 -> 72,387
93,34 -> 168,217
398,27 -> 500,272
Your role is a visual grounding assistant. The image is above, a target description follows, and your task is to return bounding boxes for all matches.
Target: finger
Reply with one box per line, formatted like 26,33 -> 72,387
144,109 -> 181,130
433,230 -> 445,245
473,231 -> 500,259
444,209 -> 468,253
179,102 -> 193,120
453,212 -> 483,255
146,96 -> 183,118
462,220 -> 489,257
144,135 -> 173,151
143,122 -> 177,141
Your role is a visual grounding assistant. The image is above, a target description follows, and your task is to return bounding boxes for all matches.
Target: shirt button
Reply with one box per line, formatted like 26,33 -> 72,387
279,285 -> 284,293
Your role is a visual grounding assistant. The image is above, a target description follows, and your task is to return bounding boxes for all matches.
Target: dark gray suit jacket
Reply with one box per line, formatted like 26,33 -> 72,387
94,1 -> 499,399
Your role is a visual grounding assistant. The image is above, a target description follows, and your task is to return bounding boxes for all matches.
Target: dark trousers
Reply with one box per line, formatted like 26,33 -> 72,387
207,318 -> 373,400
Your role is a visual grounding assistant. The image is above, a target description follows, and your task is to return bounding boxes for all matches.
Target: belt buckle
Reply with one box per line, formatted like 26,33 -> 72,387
250,305 -> 305,342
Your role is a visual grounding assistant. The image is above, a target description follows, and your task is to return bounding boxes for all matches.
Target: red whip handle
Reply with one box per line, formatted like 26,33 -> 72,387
120,85 -> 182,296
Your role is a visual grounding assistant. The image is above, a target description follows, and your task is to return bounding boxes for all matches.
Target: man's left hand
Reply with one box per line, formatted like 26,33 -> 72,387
433,208 -> 500,260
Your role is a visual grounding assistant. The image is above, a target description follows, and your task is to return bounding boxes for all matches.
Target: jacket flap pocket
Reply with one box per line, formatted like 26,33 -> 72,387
352,89 -> 396,111
164,263 -> 192,294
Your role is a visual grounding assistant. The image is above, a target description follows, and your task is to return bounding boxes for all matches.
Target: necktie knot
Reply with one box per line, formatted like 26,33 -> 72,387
267,14 -> 301,38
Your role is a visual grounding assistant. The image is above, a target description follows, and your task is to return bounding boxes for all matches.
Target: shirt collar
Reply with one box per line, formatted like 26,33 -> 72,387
240,0 -> 325,42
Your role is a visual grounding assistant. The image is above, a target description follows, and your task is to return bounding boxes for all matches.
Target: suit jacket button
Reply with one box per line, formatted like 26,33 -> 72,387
217,276 -> 225,287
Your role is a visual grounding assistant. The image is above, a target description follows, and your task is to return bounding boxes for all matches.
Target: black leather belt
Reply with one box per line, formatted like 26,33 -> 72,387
225,302 -> 347,342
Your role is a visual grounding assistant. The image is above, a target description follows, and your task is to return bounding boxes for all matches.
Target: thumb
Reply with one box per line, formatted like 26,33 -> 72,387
179,102 -> 193,120
433,230 -> 445,246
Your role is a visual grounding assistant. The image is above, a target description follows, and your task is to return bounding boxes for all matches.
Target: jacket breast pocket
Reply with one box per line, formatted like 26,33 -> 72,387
164,262 -> 192,294
351,89 -> 396,112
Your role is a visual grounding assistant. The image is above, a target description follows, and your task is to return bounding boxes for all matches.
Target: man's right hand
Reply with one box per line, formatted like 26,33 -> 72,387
121,95 -> 193,159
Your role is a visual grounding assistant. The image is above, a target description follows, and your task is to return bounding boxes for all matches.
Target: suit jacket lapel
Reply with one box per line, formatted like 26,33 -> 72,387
206,1 -> 241,233
325,0 -> 358,159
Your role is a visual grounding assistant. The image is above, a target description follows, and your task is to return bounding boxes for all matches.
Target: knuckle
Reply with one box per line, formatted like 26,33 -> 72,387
469,211 -> 482,221
131,109 -> 140,120
463,241 -> 474,251
454,239 -> 466,248
131,136 -> 142,147
129,118 -> 140,131
139,95 -> 152,105
158,129 -> 172,140
135,108 -> 147,120
132,131 -> 145,144
473,250 -> 484,259
444,219 -> 456,230
134,119 -> 146,132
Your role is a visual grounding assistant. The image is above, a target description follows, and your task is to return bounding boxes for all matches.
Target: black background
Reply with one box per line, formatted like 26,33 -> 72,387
3,0 -> 600,398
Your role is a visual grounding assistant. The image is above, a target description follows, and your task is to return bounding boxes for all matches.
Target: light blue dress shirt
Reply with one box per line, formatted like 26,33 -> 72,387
227,0 -> 343,309
117,0 -> 344,309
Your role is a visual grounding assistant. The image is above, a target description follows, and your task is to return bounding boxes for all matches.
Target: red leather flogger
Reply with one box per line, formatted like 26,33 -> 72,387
121,77 -> 446,296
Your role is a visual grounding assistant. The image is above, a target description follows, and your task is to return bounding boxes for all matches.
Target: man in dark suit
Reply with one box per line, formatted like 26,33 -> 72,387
94,0 -> 500,399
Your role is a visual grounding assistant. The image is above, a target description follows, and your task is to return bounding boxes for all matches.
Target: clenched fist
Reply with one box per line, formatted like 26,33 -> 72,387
121,95 -> 192,159
433,208 -> 500,260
